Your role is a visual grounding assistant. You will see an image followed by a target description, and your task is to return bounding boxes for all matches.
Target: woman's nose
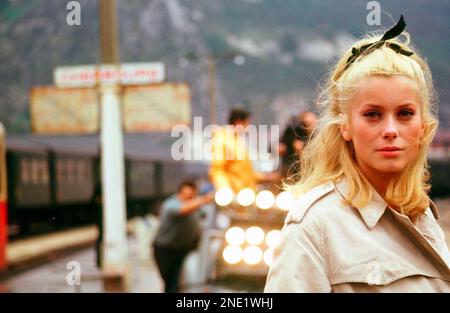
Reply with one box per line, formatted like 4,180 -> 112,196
382,116 -> 398,139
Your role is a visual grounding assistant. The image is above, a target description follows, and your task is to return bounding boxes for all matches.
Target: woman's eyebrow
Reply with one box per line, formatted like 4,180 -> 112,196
359,103 -> 417,110
359,104 -> 383,109
397,103 -> 417,108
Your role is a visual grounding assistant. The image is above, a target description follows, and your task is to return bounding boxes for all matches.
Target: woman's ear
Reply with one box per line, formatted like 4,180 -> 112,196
339,114 -> 352,141
419,122 -> 425,139
340,123 -> 352,141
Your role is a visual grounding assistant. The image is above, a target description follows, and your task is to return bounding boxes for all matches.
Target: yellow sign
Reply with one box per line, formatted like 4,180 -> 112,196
123,83 -> 191,132
30,83 -> 191,134
30,87 -> 99,134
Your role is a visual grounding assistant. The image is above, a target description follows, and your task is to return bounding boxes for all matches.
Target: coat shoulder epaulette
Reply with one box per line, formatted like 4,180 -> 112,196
285,182 -> 335,225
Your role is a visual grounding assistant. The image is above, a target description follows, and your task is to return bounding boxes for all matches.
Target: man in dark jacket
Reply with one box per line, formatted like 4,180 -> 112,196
153,180 -> 213,293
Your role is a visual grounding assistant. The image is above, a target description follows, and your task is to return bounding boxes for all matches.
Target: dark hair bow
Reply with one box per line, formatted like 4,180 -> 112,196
344,15 -> 414,70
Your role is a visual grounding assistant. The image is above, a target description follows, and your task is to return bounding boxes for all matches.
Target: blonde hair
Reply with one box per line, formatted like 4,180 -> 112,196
289,32 -> 438,218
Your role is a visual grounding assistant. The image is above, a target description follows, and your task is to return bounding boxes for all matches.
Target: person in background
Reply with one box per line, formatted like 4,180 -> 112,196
209,108 -> 278,193
279,110 -> 317,177
153,180 -> 214,293
91,178 -> 103,269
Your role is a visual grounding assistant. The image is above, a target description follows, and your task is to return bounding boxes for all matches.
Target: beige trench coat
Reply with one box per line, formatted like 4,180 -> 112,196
264,179 -> 450,292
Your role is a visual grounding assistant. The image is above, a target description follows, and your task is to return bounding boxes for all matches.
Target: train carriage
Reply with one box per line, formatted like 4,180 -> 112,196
53,150 -> 97,205
156,160 -> 185,196
125,156 -> 158,216
0,133 -> 208,239
0,123 -> 7,270
6,137 -> 52,233
126,157 -> 157,200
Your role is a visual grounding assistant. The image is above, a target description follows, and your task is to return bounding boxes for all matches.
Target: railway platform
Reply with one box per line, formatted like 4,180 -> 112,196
0,217 -> 165,292
0,215 -> 250,293
0,199 -> 449,293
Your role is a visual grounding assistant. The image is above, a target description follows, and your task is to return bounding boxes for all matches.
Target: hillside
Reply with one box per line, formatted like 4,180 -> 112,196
0,0 -> 449,132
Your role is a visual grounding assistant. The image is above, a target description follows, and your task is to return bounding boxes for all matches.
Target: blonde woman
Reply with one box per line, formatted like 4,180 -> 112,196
264,16 -> 450,292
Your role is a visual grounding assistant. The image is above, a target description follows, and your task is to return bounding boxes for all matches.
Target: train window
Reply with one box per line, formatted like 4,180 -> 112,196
35,160 -> 41,185
20,158 -> 30,184
139,163 -> 145,178
85,161 -> 92,180
135,165 -> 141,180
31,158 -> 39,185
77,159 -> 87,182
145,164 -> 151,176
77,160 -> 81,182
67,159 -> 74,184
130,166 -> 136,182
141,163 -> 148,178
40,160 -> 49,184
57,159 -> 65,183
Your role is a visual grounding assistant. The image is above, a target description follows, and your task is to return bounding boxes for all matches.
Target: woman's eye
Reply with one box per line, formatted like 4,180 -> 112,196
363,111 -> 380,119
398,110 -> 414,118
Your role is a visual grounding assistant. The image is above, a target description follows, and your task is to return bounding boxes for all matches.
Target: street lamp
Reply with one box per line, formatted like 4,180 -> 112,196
183,52 -> 245,125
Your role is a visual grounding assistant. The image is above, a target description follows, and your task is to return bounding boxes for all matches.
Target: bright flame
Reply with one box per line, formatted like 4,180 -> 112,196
264,248 -> 274,266
225,226 -> 245,246
276,191 -> 295,211
215,187 -> 234,206
255,190 -> 275,210
243,246 -> 263,265
245,226 -> 264,245
223,245 -> 242,264
236,188 -> 256,206
265,230 -> 282,248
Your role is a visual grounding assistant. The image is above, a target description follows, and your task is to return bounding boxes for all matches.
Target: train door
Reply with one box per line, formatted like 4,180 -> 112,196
0,123 -> 7,270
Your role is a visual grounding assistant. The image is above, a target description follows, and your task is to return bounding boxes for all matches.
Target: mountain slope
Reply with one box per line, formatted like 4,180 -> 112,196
0,0 -> 449,132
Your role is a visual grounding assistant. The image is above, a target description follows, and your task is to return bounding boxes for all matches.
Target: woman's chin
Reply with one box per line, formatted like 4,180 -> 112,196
375,163 -> 408,175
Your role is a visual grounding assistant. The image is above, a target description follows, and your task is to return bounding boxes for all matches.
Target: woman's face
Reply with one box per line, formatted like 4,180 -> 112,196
341,75 -> 424,178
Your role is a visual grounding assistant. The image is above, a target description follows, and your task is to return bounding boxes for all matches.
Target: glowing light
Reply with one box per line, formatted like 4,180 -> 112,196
243,246 -> 263,265
223,245 -> 242,264
245,226 -> 264,245
255,190 -> 275,210
264,248 -> 274,266
276,191 -> 295,211
215,187 -> 234,206
265,230 -> 282,248
225,226 -> 245,246
236,188 -> 255,206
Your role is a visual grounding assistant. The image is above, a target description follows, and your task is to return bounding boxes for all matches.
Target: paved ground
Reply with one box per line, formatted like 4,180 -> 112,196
0,237 -> 258,293
0,201 -> 449,293
0,238 -> 164,293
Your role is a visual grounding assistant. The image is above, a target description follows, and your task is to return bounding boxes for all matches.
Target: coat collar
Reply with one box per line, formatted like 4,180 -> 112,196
333,178 -> 440,229
428,199 -> 440,220
333,178 -> 388,229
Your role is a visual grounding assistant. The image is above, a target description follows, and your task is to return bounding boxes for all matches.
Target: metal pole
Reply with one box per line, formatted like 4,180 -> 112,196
99,0 -> 129,292
207,55 -> 217,125
99,0 -> 119,63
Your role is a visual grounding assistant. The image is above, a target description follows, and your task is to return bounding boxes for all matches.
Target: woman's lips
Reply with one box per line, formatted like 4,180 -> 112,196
377,146 -> 402,157
378,150 -> 401,157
